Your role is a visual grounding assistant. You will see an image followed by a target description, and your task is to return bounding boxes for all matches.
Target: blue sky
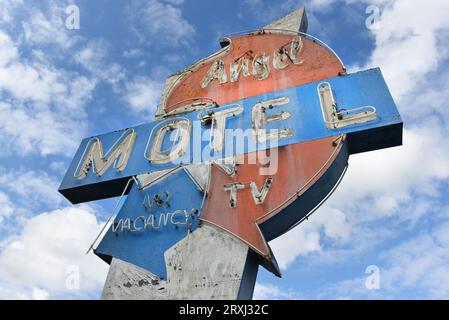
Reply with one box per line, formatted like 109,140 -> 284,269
0,0 -> 449,299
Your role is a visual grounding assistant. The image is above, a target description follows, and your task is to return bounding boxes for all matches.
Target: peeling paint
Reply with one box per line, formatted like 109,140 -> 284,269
101,225 -> 249,300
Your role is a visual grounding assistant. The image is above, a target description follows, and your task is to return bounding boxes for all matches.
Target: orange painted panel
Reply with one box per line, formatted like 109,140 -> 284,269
165,34 -> 345,113
202,136 -> 345,257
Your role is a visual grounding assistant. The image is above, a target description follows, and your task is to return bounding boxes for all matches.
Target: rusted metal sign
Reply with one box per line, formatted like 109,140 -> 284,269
59,29 -> 402,284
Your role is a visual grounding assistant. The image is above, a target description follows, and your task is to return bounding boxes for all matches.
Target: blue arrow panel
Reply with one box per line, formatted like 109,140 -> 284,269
94,169 -> 204,279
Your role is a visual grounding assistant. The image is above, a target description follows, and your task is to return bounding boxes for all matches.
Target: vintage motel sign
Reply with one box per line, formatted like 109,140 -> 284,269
59,16 -> 402,295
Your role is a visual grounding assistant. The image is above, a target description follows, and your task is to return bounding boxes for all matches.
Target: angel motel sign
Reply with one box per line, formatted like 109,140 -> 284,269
59,29 -> 402,299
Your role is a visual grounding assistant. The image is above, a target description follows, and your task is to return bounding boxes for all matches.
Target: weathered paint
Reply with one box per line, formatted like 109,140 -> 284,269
101,258 -> 167,300
59,68 -> 401,204
163,33 -> 345,114
101,225 -> 252,300
164,224 -> 253,299
94,167 -> 204,280
202,135 -> 348,257
154,7 -> 308,119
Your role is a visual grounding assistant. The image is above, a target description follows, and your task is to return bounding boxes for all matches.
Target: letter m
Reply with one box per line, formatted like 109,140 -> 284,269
74,129 -> 137,179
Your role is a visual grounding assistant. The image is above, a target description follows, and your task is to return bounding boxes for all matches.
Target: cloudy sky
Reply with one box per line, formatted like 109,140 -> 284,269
0,0 -> 448,299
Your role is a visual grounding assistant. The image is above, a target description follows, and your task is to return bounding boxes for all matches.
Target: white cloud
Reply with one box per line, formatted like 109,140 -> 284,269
379,222 -> 449,298
270,223 -> 321,270
123,48 -> 143,59
0,2 -> 138,158
21,4 -> 78,50
253,283 -> 301,299
0,29 -> 95,157
0,206 -> 108,299
0,31 -> 66,103
123,76 -> 163,116
317,220 -> 449,299
0,167 -> 64,209
0,0 -> 23,24
164,0 -> 184,5
129,0 -> 195,47
32,288 -> 50,300
338,125 -> 449,210
74,39 -> 125,87
0,31 -> 18,66
358,0 -> 449,102
271,205 -> 353,270
253,283 -> 282,299
0,97 -> 91,158
49,161 -> 67,174
0,192 -> 14,223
